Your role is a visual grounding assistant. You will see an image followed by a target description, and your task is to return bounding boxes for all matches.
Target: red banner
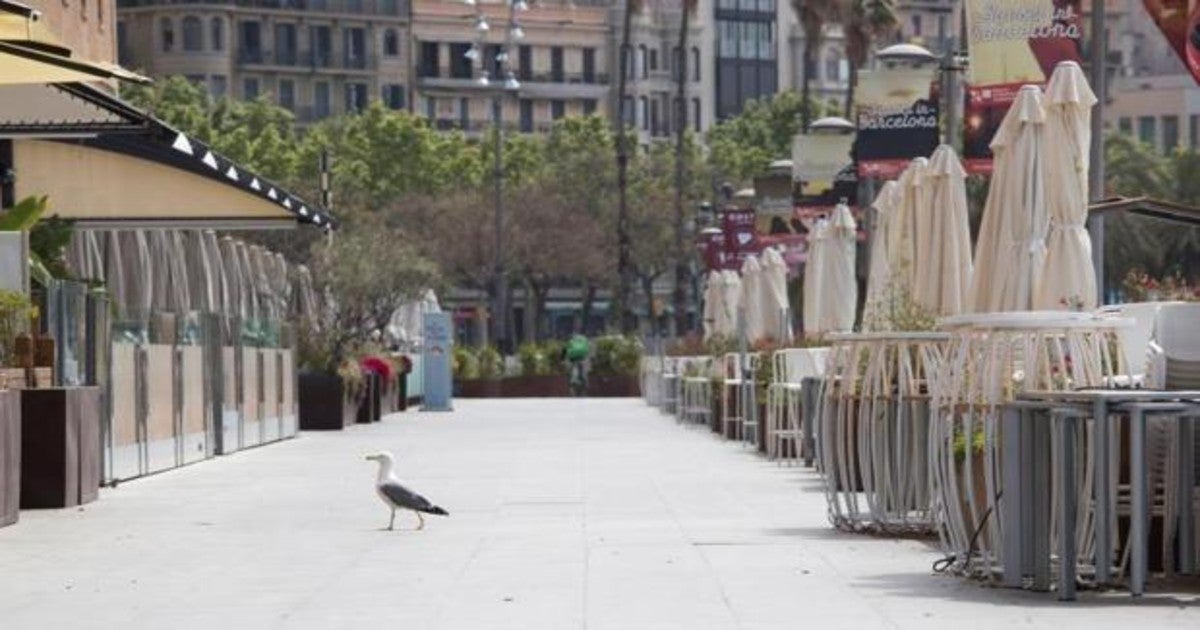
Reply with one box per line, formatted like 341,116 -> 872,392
963,0 -> 1084,173
1143,0 -> 1200,85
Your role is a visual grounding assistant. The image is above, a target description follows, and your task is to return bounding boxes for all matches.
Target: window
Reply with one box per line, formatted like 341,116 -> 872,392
274,23 -> 297,64
424,96 -> 436,119
185,74 -> 205,86
519,99 -> 533,132
383,28 -> 399,56
582,99 -> 596,115
692,98 -> 701,132
239,21 -> 262,62
551,100 -> 565,120
758,22 -> 775,60
420,42 -> 439,77
582,47 -> 595,83
911,15 -> 922,37
160,17 -> 174,52
117,21 -> 128,63
1118,117 -> 1131,135
1138,116 -> 1157,146
381,84 -> 404,110
345,83 -> 367,113
460,97 -> 470,129
449,42 -> 472,78
638,44 -> 647,78
278,79 -> 295,109
211,18 -> 224,51
672,46 -> 681,80
343,27 -> 366,69
315,82 -> 331,118
1191,115 -> 1199,149
551,46 -> 563,82
718,20 -> 737,58
691,47 -> 700,81
1163,115 -> 1180,150
824,50 -> 842,82
651,99 -> 660,135
621,96 -> 633,126
485,44 -> 503,79
937,15 -> 947,45
182,16 -> 202,51
243,77 -> 259,100
310,26 -> 332,66
639,96 -> 648,130
673,96 -> 682,133
518,45 -> 531,80
210,75 -> 226,99
649,48 -> 658,71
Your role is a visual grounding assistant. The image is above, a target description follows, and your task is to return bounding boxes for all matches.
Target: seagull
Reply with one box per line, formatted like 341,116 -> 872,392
365,452 -> 449,531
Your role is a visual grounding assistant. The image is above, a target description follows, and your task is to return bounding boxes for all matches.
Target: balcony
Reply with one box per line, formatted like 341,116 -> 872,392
238,48 -> 376,72
117,0 -> 408,17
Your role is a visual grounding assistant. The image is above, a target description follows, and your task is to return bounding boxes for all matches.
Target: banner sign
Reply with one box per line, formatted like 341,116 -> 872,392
698,228 -> 727,271
420,312 -> 453,412
854,68 -> 941,178
1142,0 -> 1200,85
963,0 -> 1083,172
720,208 -> 758,270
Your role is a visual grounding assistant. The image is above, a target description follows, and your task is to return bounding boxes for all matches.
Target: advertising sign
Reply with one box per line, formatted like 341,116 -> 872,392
420,312 -> 453,412
854,67 -> 941,178
721,208 -> 758,270
1142,0 -> 1200,85
792,132 -> 857,213
962,0 -> 1083,172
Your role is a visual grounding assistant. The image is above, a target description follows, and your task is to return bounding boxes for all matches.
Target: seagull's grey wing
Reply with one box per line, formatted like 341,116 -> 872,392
379,480 -> 436,512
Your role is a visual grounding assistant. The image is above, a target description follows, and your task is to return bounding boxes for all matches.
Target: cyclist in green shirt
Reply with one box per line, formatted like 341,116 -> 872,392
564,334 -> 589,396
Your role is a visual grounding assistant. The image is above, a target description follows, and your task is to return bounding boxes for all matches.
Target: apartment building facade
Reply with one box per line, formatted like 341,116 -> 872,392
410,0 -> 610,135
29,0 -> 117,64
116,0 -> 411,122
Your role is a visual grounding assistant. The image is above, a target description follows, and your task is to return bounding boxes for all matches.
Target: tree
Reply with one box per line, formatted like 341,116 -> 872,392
673,0 -> 699,336
707,91 -> 830,186
612,0 -> 641,334
308,216 -> 441,368
840,0 -> 899,117
1102,134 -> 1200,285
793,0 -> 837,129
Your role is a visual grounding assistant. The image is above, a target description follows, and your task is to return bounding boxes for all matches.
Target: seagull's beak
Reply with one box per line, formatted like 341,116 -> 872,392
364,455 -> 375,461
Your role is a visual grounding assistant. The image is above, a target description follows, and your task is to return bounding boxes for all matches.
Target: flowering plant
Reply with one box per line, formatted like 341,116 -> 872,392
1058,295 -> 1086,312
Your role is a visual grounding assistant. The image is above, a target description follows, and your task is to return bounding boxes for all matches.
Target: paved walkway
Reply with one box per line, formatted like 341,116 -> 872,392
1,399 -> 1198,629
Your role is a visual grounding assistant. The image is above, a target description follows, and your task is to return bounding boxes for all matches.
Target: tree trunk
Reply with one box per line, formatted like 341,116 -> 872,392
640,274 -> 658,337
580,281 -> 597,335
672,6 -> 690,338
801,33 -> 816,129
843,62 -> 858,119
524,277 -> 537,343
613,0 -> 636,334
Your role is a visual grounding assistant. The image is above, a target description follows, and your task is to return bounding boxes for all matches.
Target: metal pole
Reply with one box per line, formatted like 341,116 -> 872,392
493,94 -> 507,353
943,41 -> 963,152
1087,0 -> 1107,304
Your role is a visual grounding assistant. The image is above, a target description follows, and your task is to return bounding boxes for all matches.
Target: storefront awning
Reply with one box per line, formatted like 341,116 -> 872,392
8,83 -> 335,229
0,82 -> 147,136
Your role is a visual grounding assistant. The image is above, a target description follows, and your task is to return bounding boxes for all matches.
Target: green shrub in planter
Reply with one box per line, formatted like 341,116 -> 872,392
478,346 -> 504,379
517,342 -> 550,377
541,339 -> 567,375
591,335 -> 643,377
453,346 -> 479,380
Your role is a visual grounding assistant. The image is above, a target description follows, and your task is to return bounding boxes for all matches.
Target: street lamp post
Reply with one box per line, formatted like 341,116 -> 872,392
466,0 -> 525,352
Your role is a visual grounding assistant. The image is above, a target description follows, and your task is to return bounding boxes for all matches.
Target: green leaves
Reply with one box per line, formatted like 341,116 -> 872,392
0,195 -> 47,231
706,91 -> 832,186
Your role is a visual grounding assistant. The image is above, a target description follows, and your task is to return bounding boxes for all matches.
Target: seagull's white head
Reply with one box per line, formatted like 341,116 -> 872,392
364,451 -> 395,464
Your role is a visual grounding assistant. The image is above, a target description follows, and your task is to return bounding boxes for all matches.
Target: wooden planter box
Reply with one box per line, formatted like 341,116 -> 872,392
298,371 -> 360,431
19,387 -> 101,509
458,378 -> 502,398
501,375 -> 571,397
357,372 -> 382,424
0,390 -> 19,527
587,374 -> 640,397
